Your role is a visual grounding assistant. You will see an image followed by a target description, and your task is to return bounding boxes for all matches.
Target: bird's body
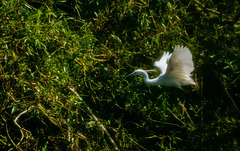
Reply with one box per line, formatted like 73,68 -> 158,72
128,45 -> 196,89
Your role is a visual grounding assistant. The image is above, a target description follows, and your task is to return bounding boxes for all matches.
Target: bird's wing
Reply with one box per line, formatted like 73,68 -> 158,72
154,51 -> 172,74
166,45 -> 194,75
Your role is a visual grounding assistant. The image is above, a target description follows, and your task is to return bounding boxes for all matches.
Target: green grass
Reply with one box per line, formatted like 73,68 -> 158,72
0,0 -> 240,150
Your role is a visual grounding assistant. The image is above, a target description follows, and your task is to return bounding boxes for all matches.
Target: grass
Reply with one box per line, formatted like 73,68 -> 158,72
0,0 -> 240,150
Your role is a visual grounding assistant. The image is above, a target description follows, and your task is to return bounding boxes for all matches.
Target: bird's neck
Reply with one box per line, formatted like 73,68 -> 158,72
141,70 -> 159,85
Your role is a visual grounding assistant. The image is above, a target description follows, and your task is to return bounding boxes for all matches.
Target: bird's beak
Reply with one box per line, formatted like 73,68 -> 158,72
126,72 -> 135,77
145,69 -> 157,72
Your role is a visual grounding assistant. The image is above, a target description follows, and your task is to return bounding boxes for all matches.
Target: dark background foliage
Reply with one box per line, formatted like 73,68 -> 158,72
0,0 -> 239,150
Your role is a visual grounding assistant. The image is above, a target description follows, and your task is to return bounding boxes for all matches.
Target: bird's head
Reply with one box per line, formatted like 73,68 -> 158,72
126,69 -> 156,77
126,69 -> 145,77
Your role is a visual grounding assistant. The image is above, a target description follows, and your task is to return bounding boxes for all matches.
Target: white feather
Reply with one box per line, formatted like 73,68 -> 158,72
154,52 -> 172,75
128,45 -> 196,89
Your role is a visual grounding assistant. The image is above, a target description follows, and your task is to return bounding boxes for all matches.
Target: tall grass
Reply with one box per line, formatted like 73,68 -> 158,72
0,0 -> 239,150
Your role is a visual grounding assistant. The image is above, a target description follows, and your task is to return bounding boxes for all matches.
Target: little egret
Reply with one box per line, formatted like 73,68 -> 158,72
127,45 -> 196,89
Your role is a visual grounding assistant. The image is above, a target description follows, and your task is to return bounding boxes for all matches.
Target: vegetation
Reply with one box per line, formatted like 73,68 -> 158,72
0,0 -> 239,150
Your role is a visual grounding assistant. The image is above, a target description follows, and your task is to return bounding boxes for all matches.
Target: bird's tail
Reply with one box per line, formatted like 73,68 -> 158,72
181,74 -> 196,86
170,72 -> 196,86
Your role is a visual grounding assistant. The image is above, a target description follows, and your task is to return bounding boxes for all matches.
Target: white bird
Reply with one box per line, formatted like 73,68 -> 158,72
127,45 -> 196,89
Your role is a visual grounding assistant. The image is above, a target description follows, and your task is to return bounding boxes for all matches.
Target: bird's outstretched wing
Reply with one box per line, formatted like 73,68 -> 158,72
166,45 -> 194,75
154,52 -> 172,75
